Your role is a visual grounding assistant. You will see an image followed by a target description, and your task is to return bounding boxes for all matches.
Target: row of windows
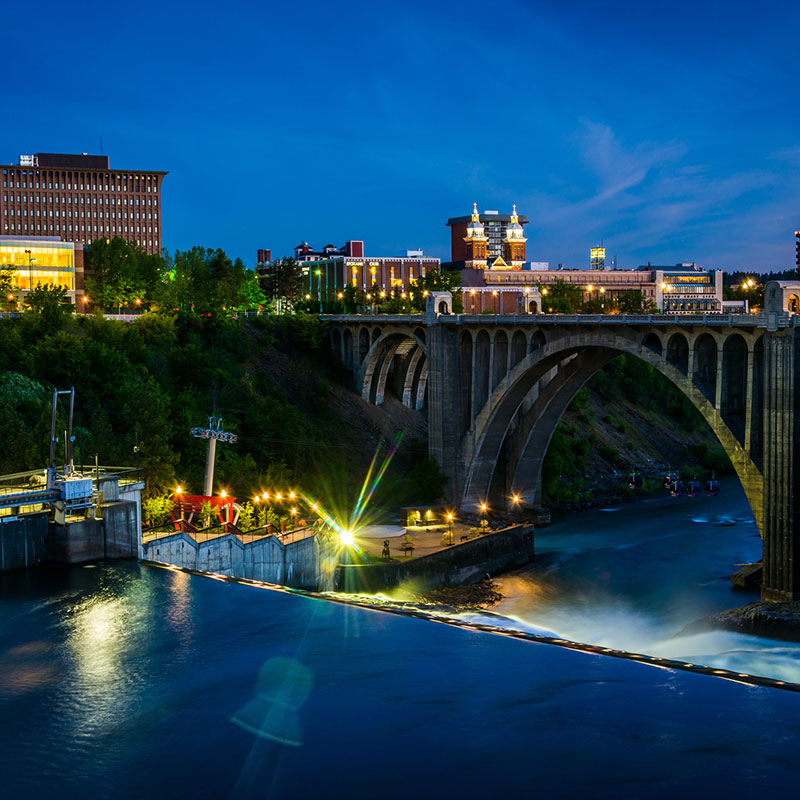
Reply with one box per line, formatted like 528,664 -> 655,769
5,169 -> 157,180
3,180 -> 158,192
6,209 -> 157,222
4,194 -> 158,207
4,221 -> 158,236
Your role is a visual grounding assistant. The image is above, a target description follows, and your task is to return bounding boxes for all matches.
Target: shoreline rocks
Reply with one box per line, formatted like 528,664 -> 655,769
412,578 -> 504,611
680,600 -> 800,643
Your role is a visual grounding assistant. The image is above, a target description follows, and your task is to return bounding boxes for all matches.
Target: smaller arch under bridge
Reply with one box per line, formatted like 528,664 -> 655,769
327,312 -> 800,602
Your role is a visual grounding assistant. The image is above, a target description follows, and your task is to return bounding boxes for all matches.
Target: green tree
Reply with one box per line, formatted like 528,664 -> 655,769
616,289 -> 658,314
407,270 -> 464,312
0,266 -> 16,309
237,501 -> 255,531
540,280 -> 583,313
85,237 -> 167,311
23,284 -> 74,327
262,258 -> 304,312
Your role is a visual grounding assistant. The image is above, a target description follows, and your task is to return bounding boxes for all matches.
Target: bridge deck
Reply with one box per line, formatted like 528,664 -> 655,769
324,312 -> 794,328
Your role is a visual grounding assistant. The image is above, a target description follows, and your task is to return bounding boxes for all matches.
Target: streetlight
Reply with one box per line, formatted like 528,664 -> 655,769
175,485 -> 184,525
599,286 -> 605,312
24,249 -> 36,296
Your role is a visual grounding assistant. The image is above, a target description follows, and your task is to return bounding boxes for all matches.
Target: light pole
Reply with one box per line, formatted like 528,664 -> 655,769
24,249 -> 36,298
600,286 -> 605,313
175,485 -> 184,527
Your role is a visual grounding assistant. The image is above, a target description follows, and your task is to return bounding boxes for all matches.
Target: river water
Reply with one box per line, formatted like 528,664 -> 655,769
2,485 -> 800,797
489,480 -> 800,682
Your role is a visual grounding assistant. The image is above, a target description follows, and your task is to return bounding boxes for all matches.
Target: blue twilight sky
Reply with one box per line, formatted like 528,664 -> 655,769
2,0 -> 799,271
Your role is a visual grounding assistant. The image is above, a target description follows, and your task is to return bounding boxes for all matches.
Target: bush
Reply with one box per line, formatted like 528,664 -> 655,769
598,445 -> 619,463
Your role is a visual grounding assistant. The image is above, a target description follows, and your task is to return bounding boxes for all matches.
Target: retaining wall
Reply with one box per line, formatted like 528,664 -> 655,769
142,531 -> 334,591
334,524 -> 535,593
0,513 -> 49,571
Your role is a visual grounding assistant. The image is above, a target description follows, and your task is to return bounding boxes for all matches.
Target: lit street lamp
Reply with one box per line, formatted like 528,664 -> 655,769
24,249 -> 37,297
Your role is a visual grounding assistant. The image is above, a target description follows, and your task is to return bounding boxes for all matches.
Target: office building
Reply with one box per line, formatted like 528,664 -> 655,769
795,230 -> 799,273
447,205 -> 529,263
299,241 -> 439,302
1,152 -> 167,255
460,263 -> 726,315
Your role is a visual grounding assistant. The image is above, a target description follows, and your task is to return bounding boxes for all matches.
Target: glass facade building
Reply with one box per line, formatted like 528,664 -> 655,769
0,236 -> 81,306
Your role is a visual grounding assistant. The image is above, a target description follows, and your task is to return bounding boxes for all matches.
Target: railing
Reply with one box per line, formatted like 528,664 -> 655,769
142,522 -> 316,546
324,312 -> 792,328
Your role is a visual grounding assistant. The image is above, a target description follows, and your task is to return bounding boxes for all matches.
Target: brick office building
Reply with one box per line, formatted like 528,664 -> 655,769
447,205 -> 530,263
1,153 -> 167,255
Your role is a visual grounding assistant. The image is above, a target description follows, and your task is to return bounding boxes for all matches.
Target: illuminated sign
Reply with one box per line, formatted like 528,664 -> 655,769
590,247 -> 606,271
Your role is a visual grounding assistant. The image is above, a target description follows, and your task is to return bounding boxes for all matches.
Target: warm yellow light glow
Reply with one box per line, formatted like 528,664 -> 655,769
306,294 -> 311,299
338,292 -> 343,299
401,292 -> 406,298
470,289 -> 476,295
366,293 -> 371,300
587,284 -> 593,291
311,503 -> 318,511
7,294 -> 13,300
660,282 -> 667,290
480,502 -> 488,512
599,287 -> 605,294
492,290 -> 498,296
542,288 -> 549,295
340,530 -> 354,546
263,492 -> 269,501
175,485 -> 182,494
447,512 -> 453,521
253,495 -> 260,503
512,494 -> 520,503
380,291 -> 385,297
290,507 -> 297,515
220,490 -> 227,498
423,290 -> 428,296
276,492 -> 282,501
289,491 -> 296,499
135,298 -> 141,305
82,295 -> 89,303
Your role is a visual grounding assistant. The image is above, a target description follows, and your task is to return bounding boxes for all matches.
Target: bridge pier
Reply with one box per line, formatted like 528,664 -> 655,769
427,324 -> 465,506
762,329 -> 800,600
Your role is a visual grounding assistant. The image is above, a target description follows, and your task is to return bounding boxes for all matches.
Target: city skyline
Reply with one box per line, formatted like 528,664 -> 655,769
3,0 -> 799,271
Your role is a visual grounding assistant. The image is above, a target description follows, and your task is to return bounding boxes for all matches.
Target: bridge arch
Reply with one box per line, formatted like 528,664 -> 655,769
360,328 -> 427,406
510,330 -> 527,369
666,332 -> 689,374
643,332 -> 662,355
461,330 -> 763,534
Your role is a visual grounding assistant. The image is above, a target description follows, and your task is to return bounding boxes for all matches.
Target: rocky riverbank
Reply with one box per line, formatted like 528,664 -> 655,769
417,578 -> 504,610
680,601 -> 800,643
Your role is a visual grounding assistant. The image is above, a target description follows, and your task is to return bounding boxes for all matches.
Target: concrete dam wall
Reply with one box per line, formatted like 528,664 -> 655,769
141,531 -> 336,591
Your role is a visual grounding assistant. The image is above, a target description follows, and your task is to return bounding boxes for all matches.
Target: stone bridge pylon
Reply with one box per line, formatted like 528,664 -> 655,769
327,298 -> 800,601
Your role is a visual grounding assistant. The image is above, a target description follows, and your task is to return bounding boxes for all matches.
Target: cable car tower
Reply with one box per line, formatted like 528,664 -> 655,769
190,416 -> 237,496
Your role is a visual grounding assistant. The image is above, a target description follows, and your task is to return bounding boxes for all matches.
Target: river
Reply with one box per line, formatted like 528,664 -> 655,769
2,484 -> 800,797
488,479 -> 800,682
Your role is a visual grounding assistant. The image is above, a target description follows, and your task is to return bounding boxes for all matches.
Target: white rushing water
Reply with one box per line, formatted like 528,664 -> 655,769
477,482 -> 800,683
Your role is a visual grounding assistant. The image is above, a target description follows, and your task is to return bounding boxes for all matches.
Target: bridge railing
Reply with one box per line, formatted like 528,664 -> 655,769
324,311 -> 794,328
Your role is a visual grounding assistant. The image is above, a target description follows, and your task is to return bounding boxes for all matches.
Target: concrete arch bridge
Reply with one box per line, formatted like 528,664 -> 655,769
327,308 -> 800,601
